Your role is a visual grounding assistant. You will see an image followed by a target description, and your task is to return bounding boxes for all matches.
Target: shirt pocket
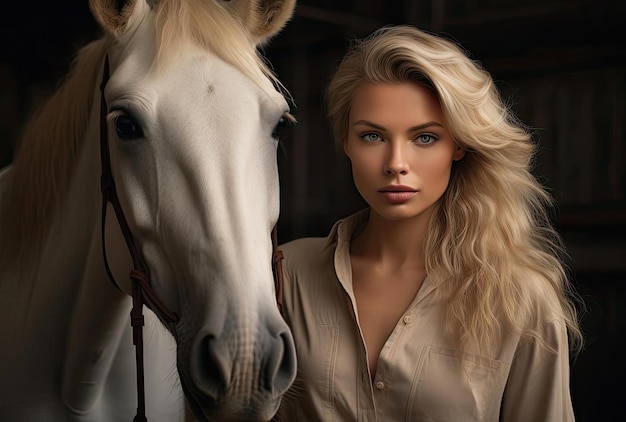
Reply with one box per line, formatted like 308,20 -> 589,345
316,325 -> 340,407
294,324 -> 339,421
407,345 -> 505,422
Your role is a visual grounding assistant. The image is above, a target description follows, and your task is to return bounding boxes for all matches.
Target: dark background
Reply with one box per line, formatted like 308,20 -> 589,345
1,1 -> 624,420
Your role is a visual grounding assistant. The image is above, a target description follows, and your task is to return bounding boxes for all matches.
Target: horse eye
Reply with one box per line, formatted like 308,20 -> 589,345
272,115 -> 292,140
114,114 -> 143,140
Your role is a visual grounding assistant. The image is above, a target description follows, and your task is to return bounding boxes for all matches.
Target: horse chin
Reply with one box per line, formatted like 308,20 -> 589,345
186,396 -> 280,422
182,378 -> 280,422
194,402 -> 279,422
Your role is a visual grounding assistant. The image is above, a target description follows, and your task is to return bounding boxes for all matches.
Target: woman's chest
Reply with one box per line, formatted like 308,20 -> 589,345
293,297 -> 511,421
351,263 -> 427,376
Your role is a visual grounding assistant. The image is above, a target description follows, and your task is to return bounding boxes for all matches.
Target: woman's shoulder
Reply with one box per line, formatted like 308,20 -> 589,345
278,237 -> 337,290
502,270 -> 577,347
279,210 -> 364,260
280,237 -> 332,265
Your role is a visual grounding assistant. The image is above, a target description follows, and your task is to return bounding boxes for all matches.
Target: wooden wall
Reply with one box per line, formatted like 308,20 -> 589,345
264,2 -> 625,420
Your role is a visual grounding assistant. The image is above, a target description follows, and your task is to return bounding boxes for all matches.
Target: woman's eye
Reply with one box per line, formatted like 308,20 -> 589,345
416,134 -> 437,144
362,133 -> 381,142
114,114 -> 143,140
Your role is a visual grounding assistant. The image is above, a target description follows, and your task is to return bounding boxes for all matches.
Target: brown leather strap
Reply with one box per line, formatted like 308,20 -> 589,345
271,225 -> 284,317
130,271 -> 147,422
99,55 -> 175,422
99,58 -> 178,324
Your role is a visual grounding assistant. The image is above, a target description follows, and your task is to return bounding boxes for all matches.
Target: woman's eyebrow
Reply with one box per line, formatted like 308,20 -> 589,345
352,119 -> 444,131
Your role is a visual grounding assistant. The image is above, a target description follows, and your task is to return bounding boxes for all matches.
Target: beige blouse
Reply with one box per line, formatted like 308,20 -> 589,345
274,210 -> 576,422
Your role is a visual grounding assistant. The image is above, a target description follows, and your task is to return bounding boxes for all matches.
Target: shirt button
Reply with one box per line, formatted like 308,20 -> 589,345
402,315 -> 412,324
375,381 -> 385,390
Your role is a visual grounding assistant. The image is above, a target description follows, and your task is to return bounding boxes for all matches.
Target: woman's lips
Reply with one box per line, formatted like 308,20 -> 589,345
378,186 -> 417,204
381,191 -> 416,203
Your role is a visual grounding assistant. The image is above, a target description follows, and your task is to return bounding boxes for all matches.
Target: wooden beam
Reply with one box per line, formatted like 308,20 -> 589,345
295,5 -> 382,32
443,1 -> 583,26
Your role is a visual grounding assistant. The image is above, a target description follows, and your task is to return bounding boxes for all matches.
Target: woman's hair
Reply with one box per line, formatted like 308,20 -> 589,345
326,25 -> 583,356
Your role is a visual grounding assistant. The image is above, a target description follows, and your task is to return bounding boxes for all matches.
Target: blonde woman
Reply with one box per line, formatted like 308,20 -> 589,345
275,25 -> 582,421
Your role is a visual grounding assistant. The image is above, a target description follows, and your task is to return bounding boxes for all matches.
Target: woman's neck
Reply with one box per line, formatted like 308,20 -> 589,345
350,208 -> 433,270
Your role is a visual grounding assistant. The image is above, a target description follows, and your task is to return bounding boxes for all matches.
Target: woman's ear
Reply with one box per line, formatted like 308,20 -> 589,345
453,145 -> 466,161
343,138 -> 351,158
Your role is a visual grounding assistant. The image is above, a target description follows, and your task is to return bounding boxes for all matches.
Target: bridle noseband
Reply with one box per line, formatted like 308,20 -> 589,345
98,55 -> 284,421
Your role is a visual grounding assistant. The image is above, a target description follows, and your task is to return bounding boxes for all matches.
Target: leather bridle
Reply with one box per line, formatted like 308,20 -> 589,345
98,55 -> 285,421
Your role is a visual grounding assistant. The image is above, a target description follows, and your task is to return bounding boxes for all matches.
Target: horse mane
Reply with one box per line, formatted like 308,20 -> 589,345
1,0 -> 287,267
1,39 -> 107,267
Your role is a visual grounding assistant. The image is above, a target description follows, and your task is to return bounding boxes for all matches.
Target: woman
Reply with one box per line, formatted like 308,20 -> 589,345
275,25 -> 582,421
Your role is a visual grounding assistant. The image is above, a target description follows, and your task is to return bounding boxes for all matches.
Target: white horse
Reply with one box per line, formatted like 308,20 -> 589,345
0,0 -> 297,420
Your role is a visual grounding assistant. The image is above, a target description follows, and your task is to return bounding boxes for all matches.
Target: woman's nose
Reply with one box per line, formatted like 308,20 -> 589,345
384,142 -> 409,176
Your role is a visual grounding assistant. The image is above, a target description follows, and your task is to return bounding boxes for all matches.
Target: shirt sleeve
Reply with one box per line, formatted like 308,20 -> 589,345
500,319 -> 576,421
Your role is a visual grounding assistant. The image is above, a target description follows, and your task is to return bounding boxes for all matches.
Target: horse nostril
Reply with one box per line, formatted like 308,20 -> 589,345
266,331 -> 297,395
192,334 -> 231,396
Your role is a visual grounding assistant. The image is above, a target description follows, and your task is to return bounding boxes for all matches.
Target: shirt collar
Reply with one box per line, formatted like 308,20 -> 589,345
326,208 -> 438,304
324,208 -> 370,249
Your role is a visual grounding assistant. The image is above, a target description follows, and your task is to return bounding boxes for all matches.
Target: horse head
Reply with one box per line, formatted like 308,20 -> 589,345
90,0 -> 296,419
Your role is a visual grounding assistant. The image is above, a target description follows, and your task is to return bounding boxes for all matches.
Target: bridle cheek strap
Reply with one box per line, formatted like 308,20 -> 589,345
99,54 -> 177,422
271,225 -> 285,316
98,55 -> 286,421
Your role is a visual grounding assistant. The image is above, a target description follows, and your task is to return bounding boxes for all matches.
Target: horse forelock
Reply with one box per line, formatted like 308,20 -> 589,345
152,0 -> 287,98
0,39 -> 107,267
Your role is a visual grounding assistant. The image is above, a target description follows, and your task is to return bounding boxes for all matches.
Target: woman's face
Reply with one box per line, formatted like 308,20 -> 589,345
344,82 -> 465,222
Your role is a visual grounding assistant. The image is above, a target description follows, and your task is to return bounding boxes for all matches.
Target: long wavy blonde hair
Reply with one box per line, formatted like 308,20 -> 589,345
326,25 -> 583,356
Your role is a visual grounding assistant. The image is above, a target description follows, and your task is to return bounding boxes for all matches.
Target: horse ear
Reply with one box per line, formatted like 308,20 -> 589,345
89,0 -> 141,35
221,0 -> 296,44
